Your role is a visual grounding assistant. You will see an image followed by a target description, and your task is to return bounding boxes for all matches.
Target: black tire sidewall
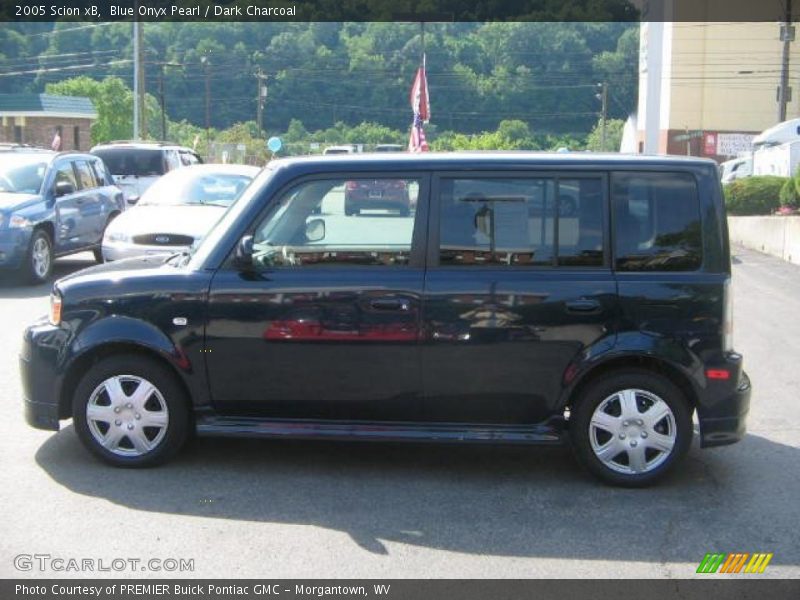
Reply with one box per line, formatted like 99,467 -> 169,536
23,229 -> 53,284
72,355 -> 190,467
570,369 -> 693,487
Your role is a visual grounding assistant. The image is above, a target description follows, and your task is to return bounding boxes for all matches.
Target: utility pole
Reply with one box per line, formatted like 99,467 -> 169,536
255,69 -> 268,136
596,81 -> 608,151
778,0 -> 794,122
201,55 -> 210,150
137,22 -> 146,139
156,62 -> 181,140
132,19 -> 140,139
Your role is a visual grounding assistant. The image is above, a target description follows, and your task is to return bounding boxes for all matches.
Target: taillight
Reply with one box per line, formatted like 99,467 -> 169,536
722,278 -> 733,352
49,292 -> 62,326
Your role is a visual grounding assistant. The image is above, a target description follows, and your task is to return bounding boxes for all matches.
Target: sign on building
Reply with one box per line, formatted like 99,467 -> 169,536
716,133 -> 755,157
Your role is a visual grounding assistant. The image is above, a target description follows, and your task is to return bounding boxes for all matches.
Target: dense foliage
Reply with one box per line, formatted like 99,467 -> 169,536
724,176 -> 786,216
2,22 -> 638,140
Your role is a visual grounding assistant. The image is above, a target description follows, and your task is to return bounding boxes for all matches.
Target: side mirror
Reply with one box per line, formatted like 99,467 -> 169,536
235,235 -> 254,268
55,181 -> 75,198
305,218 -> 326,242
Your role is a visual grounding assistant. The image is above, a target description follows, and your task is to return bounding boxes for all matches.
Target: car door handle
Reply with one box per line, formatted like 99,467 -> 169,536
370,297 -> 411,311
565,299 -> 602,314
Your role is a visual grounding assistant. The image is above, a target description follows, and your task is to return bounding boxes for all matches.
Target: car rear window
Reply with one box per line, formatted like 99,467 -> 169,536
612,172 -> 702,271
92,148 -> 166,177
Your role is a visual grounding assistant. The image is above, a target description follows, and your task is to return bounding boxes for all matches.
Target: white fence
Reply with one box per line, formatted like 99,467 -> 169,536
728,216 -> 800,265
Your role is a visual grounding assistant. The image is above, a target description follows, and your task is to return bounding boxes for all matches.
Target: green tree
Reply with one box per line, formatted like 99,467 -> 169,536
45,76 -> 159,144
585,118 -> 625,151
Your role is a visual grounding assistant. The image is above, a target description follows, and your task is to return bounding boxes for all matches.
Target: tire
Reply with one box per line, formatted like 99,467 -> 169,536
569,369 -> 693,487
72,355 -> 190,467
22,228 -> 54,284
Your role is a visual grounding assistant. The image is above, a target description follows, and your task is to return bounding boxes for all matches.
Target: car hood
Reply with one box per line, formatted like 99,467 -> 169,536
107,204 -> 226,238
0,192 -> 42,211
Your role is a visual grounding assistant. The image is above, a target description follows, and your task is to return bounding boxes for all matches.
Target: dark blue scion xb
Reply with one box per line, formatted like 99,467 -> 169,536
20,153 -> 751,486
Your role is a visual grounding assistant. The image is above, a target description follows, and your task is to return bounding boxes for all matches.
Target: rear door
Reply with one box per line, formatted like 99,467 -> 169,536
421,171 -> 618,424
72,159 -> 108,245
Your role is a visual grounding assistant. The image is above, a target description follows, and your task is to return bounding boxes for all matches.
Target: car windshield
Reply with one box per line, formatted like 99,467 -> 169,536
138,169 -> 255,207
0,155 -> 49,194
92,147 -> 166,177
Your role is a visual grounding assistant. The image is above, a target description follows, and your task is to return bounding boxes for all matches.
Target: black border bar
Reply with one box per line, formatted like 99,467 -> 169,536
4,579 -> 800,600
1,0 -> 798,22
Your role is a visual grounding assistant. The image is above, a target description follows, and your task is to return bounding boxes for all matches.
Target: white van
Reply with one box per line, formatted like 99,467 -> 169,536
91,141 -> 202,204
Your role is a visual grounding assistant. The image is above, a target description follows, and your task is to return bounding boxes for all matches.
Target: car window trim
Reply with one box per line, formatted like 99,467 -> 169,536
428,169 -> 611,271
219,170 -> 432,272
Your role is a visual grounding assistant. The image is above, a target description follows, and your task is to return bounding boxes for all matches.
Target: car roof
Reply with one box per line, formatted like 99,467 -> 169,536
179,163 -> 260,176
90,141 -> 196,151
271,151 -> 719,172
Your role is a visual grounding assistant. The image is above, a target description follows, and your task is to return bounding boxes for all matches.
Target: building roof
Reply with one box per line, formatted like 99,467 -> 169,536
0,94 -> 97,119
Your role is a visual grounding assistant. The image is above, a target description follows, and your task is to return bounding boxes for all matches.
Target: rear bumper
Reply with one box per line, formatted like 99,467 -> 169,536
698,365 -> 751,448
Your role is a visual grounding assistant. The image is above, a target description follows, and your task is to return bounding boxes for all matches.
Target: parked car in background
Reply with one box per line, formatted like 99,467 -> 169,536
719,156 -> 752,184
91,141 -> 202,205
323,145 -> 355,155
344,179 -> 412,216
374,144 -> 404,152
101,163 -> 258,261
22,153 -> 750,487
0,150 -> 124,283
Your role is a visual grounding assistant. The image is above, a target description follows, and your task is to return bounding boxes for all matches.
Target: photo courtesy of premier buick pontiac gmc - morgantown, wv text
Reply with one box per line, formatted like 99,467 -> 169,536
20,153 -> 751,487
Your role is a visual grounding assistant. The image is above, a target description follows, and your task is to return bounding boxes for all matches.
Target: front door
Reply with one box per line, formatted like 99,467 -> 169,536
205,173 -> 429,421
421,172 -> 618,424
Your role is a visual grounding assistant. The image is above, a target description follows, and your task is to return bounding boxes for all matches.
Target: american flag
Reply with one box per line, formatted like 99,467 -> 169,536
408,55 -> 430,152
408,112 -> 429,153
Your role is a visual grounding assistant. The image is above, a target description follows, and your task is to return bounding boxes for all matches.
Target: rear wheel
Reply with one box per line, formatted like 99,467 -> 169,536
570,369 -> 692,487
72,355 -> 190,467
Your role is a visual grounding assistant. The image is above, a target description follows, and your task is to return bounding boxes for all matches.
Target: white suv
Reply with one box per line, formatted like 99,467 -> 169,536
91,141 -> 202,204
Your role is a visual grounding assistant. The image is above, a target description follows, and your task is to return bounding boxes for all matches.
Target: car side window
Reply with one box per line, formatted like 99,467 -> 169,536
250,177 -> 420,268
612,172 -> 702,271
438,176 -> 605,267
53,163 -> 78,194
73,160 -> 97,190
165,150 -> 181,171
90,159 -> 111,186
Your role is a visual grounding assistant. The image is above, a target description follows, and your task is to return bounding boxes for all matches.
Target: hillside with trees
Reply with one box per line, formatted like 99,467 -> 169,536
1,22 -> 637,155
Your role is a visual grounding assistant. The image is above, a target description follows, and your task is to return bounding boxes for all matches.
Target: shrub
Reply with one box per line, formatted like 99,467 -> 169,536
724,176 -> 786,215
780,177 -> 799,207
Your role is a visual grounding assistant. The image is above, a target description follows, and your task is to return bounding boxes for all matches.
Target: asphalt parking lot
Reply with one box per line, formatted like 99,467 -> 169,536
0,245 -> 798,579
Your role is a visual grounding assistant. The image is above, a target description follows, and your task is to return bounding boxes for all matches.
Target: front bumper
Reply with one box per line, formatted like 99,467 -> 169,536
0,227 -> 32,270
20,320 -> 69,431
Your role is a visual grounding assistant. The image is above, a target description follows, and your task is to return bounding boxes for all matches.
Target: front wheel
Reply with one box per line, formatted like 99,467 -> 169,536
22,228 -> 54,284
570,369 -> 693,487
72,355 -> 190,467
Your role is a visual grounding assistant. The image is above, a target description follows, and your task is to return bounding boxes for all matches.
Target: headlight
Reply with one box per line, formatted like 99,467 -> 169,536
49,292 -> 62,326
8,214 -> 33,229
105,231 -> 130,243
